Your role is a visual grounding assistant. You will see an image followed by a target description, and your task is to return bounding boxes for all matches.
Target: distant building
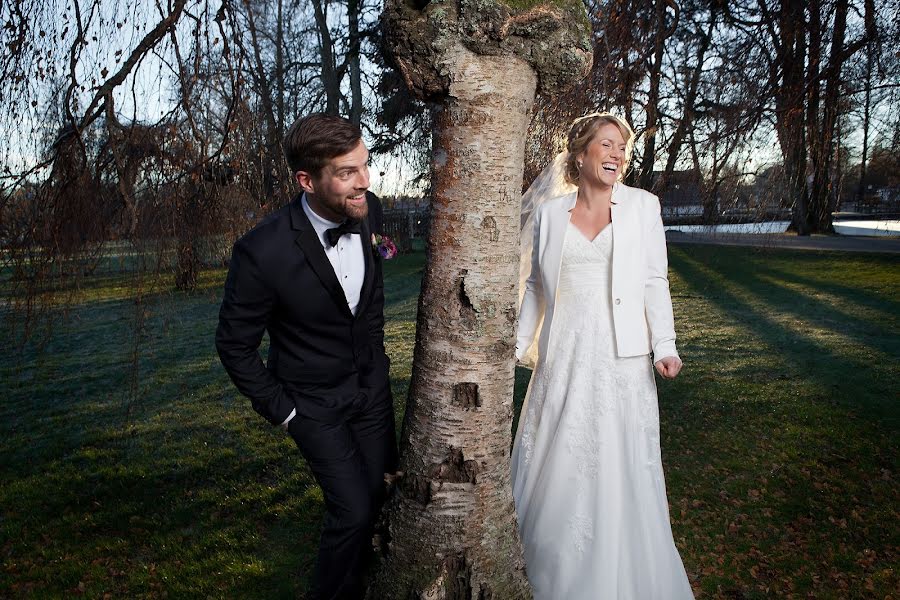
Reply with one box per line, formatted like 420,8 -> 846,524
841,185 -> 900,214
650,170 -> 705,221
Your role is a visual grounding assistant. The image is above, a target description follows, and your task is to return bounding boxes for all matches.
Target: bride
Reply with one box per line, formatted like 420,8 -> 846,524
511,113 -> 694,599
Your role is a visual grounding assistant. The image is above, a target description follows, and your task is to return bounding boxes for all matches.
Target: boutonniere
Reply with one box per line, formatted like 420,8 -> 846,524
371,233 -> 398,259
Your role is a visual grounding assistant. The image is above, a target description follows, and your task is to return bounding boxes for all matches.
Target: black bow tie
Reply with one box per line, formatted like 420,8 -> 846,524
325,220 -> 361,247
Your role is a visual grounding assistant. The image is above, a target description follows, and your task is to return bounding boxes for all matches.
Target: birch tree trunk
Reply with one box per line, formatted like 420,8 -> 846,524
374,1 -> 591,596
377,45 -> 536,598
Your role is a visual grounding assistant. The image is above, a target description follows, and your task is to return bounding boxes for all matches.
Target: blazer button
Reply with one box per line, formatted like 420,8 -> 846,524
615,298 -> 621,305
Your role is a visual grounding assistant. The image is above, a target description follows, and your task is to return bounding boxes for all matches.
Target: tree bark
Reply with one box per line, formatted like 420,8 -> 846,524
810,0 -> 848,232
376,1 -> 590,594
371,44 -> 536,599
856,40 -> 872,206
805,0 -> 825,232
772,0 -> 809,235
637,0 -> 671,192
312,0 -> 340,115
347,0 -> 363,126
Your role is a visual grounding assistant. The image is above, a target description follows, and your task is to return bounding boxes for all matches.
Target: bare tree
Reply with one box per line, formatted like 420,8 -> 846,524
720,0 -> 878,234
636,0 -> 679,191
659,0 -> 718,193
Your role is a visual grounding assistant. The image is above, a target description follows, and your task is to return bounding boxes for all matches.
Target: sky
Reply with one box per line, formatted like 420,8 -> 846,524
2,0 -> 895,197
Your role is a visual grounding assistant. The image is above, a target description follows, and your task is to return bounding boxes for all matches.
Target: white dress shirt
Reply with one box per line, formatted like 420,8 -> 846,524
280,193 -> 367,429
301,193 -> 366,315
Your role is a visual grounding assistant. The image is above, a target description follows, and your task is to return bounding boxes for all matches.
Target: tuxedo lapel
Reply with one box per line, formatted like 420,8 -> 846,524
290,196 -> 353,318
355,214 -> 375,319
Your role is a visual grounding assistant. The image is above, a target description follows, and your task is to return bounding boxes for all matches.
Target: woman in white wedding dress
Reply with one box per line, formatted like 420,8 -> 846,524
511,113 -> 694,599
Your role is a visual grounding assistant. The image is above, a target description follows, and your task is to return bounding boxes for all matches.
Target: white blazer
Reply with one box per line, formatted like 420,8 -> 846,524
515,184 -> 678,366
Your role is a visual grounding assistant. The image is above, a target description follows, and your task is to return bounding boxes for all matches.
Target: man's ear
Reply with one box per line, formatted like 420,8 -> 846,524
295,171 -> 315,195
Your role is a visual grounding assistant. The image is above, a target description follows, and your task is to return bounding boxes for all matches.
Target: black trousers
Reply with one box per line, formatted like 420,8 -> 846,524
288,391 -> 397,600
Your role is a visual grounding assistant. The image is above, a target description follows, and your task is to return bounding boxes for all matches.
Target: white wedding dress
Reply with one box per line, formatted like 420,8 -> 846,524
511,222 -> 694,599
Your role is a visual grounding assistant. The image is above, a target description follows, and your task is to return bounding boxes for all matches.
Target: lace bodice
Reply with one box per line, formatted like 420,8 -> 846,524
554,222 -> 617,359
557,222 -> 613,294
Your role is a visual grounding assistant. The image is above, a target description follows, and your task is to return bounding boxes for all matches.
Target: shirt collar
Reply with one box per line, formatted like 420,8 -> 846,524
301,192 -> 343,245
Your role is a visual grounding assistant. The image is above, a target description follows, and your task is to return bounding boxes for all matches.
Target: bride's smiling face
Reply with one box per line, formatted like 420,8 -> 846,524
578,123 -> 628,189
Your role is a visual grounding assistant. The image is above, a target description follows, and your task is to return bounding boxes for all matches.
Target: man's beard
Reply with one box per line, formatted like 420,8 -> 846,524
342,197 -> 369,221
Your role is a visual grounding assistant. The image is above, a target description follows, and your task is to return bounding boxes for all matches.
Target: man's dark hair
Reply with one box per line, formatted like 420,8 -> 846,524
283,113 -> 363,176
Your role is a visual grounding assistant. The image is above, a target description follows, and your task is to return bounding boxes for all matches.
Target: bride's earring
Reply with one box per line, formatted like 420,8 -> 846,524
577,160 -> 583,169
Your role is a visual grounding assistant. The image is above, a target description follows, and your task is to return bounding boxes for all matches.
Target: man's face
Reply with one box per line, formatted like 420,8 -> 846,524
297,140 -> 370,222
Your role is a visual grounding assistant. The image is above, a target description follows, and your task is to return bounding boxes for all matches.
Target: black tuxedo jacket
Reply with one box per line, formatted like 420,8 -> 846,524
215,191 -> 391,425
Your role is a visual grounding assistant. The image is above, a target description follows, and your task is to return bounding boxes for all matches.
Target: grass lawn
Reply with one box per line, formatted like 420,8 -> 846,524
1,244 -> 897,598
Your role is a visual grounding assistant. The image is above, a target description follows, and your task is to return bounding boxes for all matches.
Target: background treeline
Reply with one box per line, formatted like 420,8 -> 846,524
0,0 -> 897,345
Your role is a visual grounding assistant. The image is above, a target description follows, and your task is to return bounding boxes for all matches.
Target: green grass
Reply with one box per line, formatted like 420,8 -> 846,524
2,245 -> 898,598
659,245 -> 898,598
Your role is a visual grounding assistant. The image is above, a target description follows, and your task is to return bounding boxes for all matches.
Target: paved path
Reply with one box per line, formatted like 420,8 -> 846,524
666,231 -> 900,254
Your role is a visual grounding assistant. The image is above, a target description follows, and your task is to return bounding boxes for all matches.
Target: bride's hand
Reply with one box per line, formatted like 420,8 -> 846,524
654,356 -> 682,380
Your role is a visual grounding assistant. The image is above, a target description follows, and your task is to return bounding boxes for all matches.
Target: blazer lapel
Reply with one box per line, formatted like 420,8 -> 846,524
610,183 -> 638,283
543,191 -> 577,300
290,196 -> 353,318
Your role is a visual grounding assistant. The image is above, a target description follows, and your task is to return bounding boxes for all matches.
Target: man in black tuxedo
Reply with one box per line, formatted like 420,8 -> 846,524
215,113 -> 397,599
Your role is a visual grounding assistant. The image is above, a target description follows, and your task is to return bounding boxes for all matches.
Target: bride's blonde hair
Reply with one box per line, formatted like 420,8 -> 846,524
564,113 -> 634,185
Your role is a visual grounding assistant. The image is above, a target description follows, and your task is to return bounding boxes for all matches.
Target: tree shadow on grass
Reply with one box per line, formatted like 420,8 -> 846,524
763,261 -> 900,323
669,248 -> 897,427
745,270 -> 898,359
663,248 -> 899,596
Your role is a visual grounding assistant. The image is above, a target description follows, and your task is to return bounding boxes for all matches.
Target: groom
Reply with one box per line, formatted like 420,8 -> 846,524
215,113 -> 397,599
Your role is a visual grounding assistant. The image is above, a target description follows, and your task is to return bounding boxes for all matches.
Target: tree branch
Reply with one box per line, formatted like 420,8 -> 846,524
77,0 -> 188,131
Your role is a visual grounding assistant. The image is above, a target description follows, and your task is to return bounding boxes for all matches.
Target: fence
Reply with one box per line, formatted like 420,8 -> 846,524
381,207 -> 430,252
